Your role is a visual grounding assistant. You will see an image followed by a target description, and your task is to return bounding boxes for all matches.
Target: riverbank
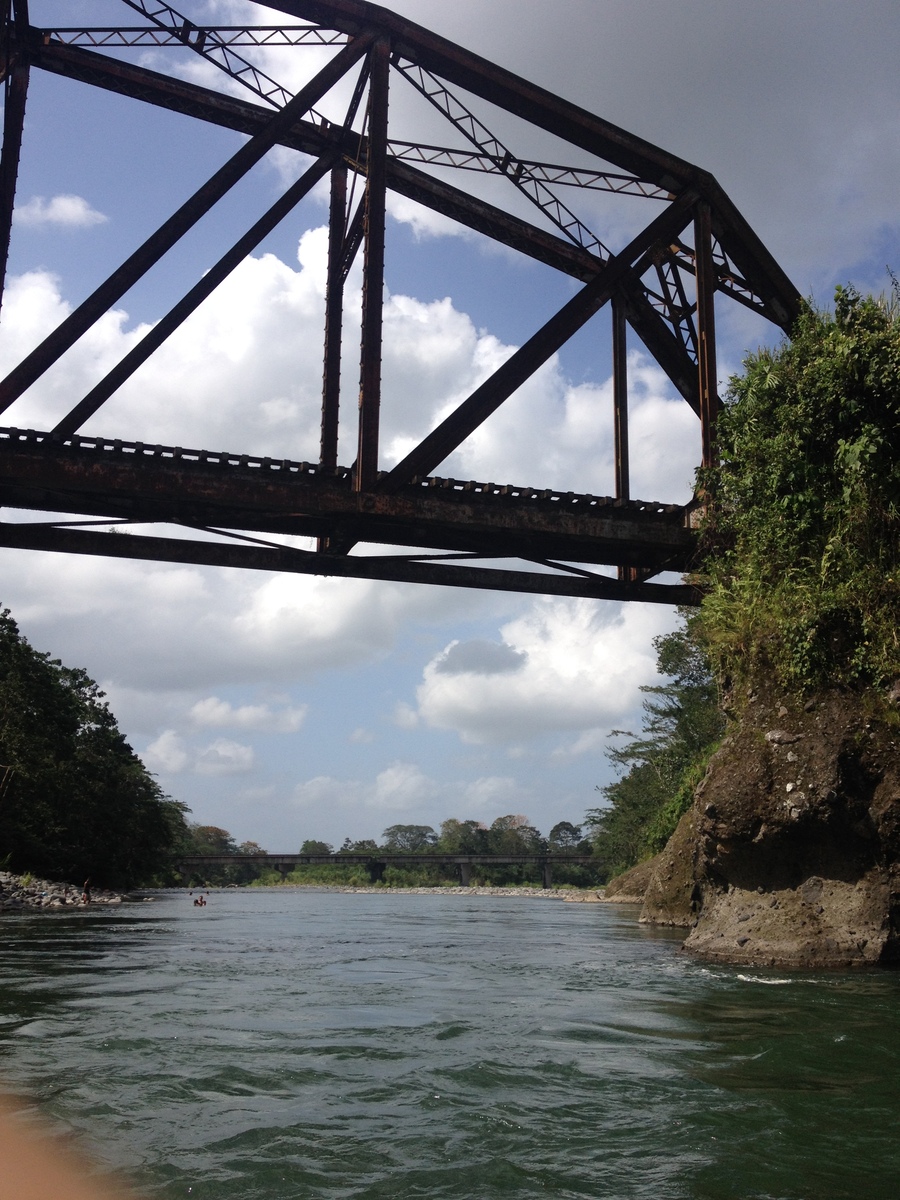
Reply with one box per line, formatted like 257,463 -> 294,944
1,878 -> 611,910
329,885 -> 605,900
0,871 -> 124,911
163,884 -> 606,900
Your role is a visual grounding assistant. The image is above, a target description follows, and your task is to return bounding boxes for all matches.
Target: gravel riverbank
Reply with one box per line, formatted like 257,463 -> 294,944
249,884 -> 606,900
0,871 -> 124,911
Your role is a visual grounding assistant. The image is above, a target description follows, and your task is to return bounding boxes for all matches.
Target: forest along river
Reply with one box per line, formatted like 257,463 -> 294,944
0,891 -> 898,1200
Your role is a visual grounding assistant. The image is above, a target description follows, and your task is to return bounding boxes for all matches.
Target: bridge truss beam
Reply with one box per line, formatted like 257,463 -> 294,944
0,0 -> 801,603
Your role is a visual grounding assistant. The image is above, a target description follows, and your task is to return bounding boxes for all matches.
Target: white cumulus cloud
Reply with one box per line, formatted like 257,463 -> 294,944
16,194 -> 108,228
195,738 -> 255,777
293,763 -> 528,825
141,729 -> 254,777
143,729 -> 189,774
413,598 -> 679,745
189,696 -> 307,732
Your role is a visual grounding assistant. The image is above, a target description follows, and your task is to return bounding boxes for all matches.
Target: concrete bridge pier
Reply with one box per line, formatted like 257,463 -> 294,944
541,860 -> 552,890
458,862 -> 472,887
367,859 -> 386,884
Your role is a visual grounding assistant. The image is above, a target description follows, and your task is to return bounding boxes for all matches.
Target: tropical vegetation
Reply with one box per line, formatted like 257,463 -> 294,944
699,285 -> 900,694
585,615 -> 724,878
246,815 -> 599,889
587,284 -> 900,880
0,607 -> 188,888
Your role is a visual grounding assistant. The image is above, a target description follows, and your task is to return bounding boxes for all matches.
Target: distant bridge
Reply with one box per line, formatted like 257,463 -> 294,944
176,852 -> 598,889
0,0 -> 800,604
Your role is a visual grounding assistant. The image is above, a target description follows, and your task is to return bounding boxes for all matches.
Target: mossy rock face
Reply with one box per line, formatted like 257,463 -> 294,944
640,809 -> 700,928
602,856 -> 662,903
641,683 -> 900,967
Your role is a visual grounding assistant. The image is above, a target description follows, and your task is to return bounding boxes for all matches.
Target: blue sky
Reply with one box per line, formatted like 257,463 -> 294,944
1,0 -> 899,849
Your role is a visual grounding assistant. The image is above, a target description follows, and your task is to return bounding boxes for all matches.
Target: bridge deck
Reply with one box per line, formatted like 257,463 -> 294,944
0,427 -> 700,602
0,0 -> 797,604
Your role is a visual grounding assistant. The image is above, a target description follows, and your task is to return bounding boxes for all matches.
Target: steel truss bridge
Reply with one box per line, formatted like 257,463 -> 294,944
0,0 -> 800,603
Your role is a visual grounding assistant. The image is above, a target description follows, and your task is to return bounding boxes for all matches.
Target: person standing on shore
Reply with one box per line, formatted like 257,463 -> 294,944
82,878 -> 91,905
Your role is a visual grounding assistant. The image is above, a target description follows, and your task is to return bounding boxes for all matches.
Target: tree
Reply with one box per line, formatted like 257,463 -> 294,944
699,285 -> 900,693
176,824 -> 268,886
487,814 -> 543,854
237,841 -> 266,856
437,818 -> 488,854
187,825 -> 238,856
381,824 -> 438,852
586,613 -> 724,876
548,821 -> 582,852
0,607 -> 188,887
339,837 -> 379,853
299,839 -> 333,854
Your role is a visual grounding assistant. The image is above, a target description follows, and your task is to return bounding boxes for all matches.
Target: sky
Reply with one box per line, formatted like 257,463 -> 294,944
1,0 -> 898,850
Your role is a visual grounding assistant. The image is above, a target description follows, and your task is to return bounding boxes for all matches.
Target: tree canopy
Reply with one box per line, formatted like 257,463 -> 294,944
593,286 -> 900,879
381,824 -> 438,852
586,614 -> 724,877
700,285 -> 900,693
0,607 -> 187,887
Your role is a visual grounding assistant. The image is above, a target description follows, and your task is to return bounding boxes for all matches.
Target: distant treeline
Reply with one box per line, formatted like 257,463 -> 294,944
179,815 -> 600,889
0,607 -> 283,890
0,598 -> 723,894
0,607 -> 190,889
182,612 -> 726,892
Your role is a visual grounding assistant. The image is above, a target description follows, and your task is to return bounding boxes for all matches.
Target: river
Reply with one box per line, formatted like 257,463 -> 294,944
0,889 -> 898,1199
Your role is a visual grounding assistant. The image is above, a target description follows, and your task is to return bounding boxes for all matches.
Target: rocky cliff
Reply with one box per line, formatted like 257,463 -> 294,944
640,684 -> 900,968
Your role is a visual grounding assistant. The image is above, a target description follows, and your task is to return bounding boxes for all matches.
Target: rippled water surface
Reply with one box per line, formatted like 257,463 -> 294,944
1,890 -> 899,1199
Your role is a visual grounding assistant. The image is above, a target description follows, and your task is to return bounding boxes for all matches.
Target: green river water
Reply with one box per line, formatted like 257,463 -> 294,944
0,889 -> 897,1199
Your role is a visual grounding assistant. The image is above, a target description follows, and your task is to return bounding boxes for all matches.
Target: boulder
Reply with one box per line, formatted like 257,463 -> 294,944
641,686 -> 900,967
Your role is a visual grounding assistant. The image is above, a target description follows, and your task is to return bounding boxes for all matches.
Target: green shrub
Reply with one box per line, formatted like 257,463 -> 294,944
699,286 -> 900,695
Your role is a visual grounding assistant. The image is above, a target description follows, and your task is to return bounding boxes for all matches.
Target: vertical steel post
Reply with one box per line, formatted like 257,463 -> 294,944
0,0 -> 29,315
355,37 -> 390,492
612,297 -> 630,501
694,201 -> 719,469
320,162 -> 347,471
612,296 -> 635,583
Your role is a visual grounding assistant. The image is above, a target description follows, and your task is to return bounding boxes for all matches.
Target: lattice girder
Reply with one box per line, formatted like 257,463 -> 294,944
0,0 -> 801,603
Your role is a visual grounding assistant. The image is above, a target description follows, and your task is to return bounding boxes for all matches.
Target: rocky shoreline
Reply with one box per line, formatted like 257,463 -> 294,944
0,877 -> 611,912
0,871 -> 125,911
636,685 -> 900,968
328,883 -> 602,902
245,884 -> 604,900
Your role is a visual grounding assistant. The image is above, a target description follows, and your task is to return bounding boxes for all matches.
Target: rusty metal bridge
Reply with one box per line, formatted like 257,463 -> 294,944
0,0 -> 801,603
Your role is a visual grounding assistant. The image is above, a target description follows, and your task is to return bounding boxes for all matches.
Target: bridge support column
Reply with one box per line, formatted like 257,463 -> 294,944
612,297 -> 636,586
367,859 -> 386,884
612,297 -> 630,503
355,37 -> 390,492
694,200 -> 719,471
458,862 -> 472,887
541,860 -> 552,890
0,45 -> 29,314
320,162 -> 347,472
